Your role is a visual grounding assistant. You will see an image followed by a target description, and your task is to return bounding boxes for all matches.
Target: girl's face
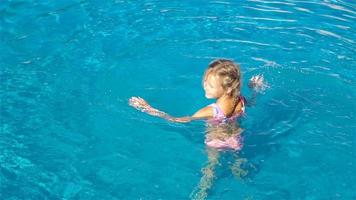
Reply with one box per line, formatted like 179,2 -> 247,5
203,75 -> 225,99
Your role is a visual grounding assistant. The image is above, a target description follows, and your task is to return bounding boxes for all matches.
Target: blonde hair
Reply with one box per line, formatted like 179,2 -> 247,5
203,59 -> 241,97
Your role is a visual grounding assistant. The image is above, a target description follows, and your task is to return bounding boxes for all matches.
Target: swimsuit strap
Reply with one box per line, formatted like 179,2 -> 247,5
210,103 -> 225,118
210,95 -> 246,119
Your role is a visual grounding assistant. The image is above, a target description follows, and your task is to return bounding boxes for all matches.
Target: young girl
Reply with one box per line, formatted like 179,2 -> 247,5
129,59 -> 265,200
129,59 -> 265,150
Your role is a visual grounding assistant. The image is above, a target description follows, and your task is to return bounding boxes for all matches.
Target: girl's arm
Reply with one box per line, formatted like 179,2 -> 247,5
129,97 -> 213,123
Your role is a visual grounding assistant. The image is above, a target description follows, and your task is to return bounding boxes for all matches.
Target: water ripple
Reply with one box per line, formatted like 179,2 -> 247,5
319,14 -> 350,22
235,15 -> 297,22
198,38 -> 280,47
243,6 -> 292,13
247,0 -> 296,6
293,7 -> 313,13
251,57 -> 281,67
321,2 -> 356,15
312,28 -> 355,44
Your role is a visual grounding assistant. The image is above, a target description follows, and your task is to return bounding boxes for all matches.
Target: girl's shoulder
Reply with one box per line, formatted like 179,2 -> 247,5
192,105 -> 215,119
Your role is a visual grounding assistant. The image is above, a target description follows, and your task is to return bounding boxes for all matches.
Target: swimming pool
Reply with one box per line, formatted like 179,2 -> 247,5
1,0 -> 355,199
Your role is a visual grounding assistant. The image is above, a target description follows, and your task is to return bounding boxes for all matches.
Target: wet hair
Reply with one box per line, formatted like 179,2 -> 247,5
203,59 -> 241,97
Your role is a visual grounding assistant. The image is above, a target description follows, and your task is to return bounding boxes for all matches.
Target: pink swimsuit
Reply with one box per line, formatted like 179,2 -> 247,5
205,96 -> 246,151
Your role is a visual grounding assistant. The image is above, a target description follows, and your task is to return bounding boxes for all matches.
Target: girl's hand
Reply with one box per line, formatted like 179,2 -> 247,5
129,97 -> 152,112
248,75 -> 268,92
129,97 -> 165,117
129,97 -> 191,122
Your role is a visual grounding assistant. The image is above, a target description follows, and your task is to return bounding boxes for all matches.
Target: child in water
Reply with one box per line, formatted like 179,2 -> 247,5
129,59 -> 265,200
129,59 -> 265,150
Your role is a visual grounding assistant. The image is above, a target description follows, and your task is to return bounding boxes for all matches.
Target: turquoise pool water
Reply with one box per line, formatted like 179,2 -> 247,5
1,0 -> 355,199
